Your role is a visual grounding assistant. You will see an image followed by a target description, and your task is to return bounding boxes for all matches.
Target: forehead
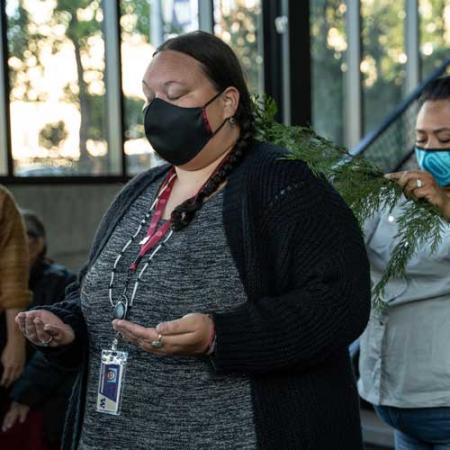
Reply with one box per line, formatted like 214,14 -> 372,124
416,99 -> 450,130
143,50 -> 208,88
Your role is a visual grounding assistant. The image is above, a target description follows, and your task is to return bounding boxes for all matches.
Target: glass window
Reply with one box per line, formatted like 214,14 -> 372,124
419,0 -> 450,78
310,0 -> 347,146
213,0 -> 264,95
361,0 -> 406,135
120,0 -> 199,176
6,0 -> 113,176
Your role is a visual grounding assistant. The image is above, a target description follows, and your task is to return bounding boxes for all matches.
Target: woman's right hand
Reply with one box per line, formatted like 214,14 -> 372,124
385,170 -> 450,220
15,310 -> 75,348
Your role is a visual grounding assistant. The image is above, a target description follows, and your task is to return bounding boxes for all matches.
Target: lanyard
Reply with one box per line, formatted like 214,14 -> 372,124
110,156 -> 229,322
129,168 -> 176,272
110,168 -> 176,321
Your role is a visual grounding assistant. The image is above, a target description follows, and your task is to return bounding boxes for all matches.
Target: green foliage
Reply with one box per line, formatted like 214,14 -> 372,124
86,94 -> 106,141
39,121 -> 68,150
310,0 -> 346,145
7,4 -> 46,102
120,0 -> 151,40
254,96 -> 445,309
7,4 -> 35,57
124,96 -> 146,139
420,0 -> 450,77
310,0 -> 450,149
214,0 -> 262,94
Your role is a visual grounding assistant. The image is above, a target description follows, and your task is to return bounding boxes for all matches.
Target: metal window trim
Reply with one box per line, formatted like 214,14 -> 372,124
103,0 -> 125,176
280,0 -> 291,125
345,0 -> 362,149
0,3 -> 11,176
285,0 -> 310,127
255,4 -> 265,94
0,175 -> 131,185
150,0 -> 164,48
262,1 -> 283,123
405,0 -> 420,93
198,0 -> 214,33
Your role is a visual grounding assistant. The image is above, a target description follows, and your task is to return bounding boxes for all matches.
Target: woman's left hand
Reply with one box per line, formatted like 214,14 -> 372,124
386,170 -> 450,219
112,313 -> 214,356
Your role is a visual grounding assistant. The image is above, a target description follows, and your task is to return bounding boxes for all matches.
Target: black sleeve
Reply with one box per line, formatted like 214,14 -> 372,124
36,270 -> 77,307
33,270 -> 88,369
10,351 -> 76,407
211,184 -> 371,375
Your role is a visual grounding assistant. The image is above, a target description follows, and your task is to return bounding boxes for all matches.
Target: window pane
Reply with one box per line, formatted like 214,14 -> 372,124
310,0 -> 347,146
121,0 -> 199,176
213,0 -> 264,95
6,0 -> 113,176
361,0 -> 406,135
420,0 -> 450,78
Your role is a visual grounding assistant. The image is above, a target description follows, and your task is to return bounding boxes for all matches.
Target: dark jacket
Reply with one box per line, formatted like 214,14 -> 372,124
10,261 -> 76,444
39,142 -> 371,450
29,261 -> 76,308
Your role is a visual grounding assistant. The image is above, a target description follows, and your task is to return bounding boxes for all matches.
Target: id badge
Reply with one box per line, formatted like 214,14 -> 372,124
96,349 -> 128,415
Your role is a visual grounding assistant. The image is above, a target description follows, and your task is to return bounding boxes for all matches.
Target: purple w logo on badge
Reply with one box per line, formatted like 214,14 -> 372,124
100,398 -> 106,409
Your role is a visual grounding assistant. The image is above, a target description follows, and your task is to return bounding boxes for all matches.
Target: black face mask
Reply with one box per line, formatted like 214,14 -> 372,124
143,91 -> 228,166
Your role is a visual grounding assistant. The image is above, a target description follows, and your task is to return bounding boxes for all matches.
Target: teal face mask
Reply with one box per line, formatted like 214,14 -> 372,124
415,146 -> 450,187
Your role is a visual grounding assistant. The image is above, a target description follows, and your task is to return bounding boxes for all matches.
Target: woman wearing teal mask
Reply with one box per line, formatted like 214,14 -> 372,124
359,76 -> 450,450
385,77 -> 450,219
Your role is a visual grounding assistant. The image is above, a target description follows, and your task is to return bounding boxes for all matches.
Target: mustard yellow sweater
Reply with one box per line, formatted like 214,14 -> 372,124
0,186 -> 31,311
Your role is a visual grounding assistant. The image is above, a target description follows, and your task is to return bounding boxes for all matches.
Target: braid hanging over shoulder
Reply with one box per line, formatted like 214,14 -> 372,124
171,117 -> 255,231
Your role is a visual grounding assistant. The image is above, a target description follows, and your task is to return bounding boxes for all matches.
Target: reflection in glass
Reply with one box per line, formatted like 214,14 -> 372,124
361,0 -> 406,135
120,0 -> 199,176
6,0 -> 111,176
310,0 -> 347,146
213,0 -> 264,94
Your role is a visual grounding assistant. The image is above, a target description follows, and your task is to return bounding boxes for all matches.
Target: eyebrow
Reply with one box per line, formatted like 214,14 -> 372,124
141,80 -> 186,88
416,128 -> 450,133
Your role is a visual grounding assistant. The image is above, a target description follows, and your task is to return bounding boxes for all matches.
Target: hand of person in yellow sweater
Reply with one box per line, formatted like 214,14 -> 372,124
16,310 -> 75,347
0,308 -> 26,387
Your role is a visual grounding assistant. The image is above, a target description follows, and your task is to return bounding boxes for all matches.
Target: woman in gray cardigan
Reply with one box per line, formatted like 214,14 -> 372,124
15,31 -> 370,450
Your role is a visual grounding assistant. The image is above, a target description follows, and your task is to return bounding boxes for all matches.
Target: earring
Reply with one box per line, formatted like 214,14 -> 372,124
228,116 -> 236,126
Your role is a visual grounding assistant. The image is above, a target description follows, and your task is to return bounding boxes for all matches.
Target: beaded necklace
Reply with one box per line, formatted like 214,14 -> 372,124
108,168 -> 176,321
108,151 -> 233,323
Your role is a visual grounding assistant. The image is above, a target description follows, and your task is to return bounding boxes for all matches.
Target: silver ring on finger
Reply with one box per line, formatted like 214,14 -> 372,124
39,335 -> 54,347
151,334 -> 164,349
416,178 -> 423,188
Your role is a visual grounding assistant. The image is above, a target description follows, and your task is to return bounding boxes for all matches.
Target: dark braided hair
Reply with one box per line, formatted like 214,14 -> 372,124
155,31 -> 256,231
